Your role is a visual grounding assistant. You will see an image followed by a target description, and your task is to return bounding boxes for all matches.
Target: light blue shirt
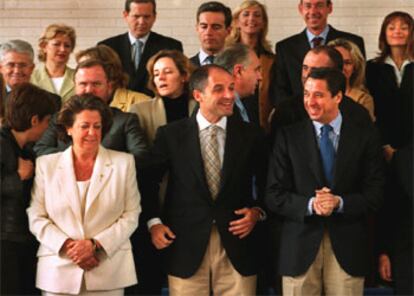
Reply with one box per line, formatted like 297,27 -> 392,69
306,25 -> 330,48
307,112 -> 344,215
234,93 -> 250,123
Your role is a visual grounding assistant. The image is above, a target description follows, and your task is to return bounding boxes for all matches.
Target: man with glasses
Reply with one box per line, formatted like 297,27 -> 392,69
0,39 -> 61,112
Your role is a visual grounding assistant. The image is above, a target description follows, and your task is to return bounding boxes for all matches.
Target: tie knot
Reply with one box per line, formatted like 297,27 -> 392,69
321,124 -> 333,135
206,55 -> 215,64
135,40 -> 143,48
209,125 -> 219,136
312,37 -> 323,47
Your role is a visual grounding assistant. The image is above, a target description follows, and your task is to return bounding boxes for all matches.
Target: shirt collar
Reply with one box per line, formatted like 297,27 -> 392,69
128,31 -> 150,46
199,49 -> 216,65
196,109 -> 227,131
306,25 -> 330,44
313,111 -> 342,137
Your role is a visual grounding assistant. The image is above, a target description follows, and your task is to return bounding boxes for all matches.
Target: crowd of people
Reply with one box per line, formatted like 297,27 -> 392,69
0,0 -> 412,295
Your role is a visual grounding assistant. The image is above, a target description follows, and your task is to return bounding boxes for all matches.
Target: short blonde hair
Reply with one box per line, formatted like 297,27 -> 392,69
146,50 -> 195,96
226,0 -> 272,54
328,38 -> 366,89
38,24 -> 76,62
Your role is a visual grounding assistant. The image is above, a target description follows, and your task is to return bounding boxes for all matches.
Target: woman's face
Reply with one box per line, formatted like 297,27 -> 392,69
335,46 -> 354,83
237,5 -> 265,36
67,110 -> 102,154
153,57 -> 185,98
44,34 -> 73,65
385,18 -> 410,48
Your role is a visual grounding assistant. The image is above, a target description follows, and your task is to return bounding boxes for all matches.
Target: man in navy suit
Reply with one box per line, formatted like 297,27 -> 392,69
266,68 -> 384,295
149,64 -> 267,295
269,0 -> 366,105
190,1 -> 232,67
99,0 -> 183,96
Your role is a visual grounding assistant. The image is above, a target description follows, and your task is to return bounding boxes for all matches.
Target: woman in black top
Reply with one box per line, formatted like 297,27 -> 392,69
0,83 -> 55,295
366,11 -> 413,162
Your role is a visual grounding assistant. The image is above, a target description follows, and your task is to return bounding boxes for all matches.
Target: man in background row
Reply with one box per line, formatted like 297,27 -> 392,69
270,0 -> 365,105
99,0 -> 183,96
190,1 -> 232,67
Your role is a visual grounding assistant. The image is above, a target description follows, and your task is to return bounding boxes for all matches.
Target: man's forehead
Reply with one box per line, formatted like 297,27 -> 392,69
207,69 -> 232,85
198,12 -> 225,23
2,51 -> 32,62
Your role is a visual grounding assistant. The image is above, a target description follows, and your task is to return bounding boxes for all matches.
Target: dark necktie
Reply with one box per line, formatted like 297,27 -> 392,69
206,55 -> 215,64
312,37 -> 324,48
320,124 -> 335,186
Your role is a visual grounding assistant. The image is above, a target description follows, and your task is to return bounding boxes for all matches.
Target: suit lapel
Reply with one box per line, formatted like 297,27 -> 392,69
297,121 -> 325,186
220,117 -> 243,195
182,116 -> 212,201
120,33 -> 135,76
85,146 -> 113,214
333,117 -> 358,188
56,147 -> 83,224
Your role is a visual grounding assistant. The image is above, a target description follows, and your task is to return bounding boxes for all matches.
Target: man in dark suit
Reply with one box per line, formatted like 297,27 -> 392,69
215,43 -> 262,125
0,39 -> 61,112
266,68 -> 384,295
98,0 -> 183,96
149,64 -> 267,295
190,1 -> 232,67
270,0 -> 366,105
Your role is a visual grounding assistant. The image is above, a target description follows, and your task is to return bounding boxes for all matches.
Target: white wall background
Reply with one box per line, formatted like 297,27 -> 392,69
0,0 -> 413,66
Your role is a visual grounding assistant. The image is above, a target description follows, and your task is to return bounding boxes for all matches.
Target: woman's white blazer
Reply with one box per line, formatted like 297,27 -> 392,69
27,146 -> 141,294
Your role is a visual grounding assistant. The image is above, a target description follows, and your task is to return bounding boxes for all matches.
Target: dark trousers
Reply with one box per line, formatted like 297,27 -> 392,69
1,239 -> 39,295
125,229 -> 164,295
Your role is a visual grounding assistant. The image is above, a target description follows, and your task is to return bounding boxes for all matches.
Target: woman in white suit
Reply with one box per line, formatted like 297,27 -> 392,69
27,95 -> 141,295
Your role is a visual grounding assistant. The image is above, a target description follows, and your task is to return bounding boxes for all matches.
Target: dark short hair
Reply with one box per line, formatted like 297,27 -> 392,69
196,1 -> 232,28
306,67 -> 346,97
189,64 -> 230,94
300,0 -> 332,5
57,94 -> 113,143
309,45 -> 343,71
125,0 -> 156,14
5,83 -> 56,131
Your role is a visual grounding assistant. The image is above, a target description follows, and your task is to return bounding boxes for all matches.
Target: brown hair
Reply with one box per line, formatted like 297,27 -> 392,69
226,0 -> 272,54
5,83 -> 56,131
57,94 -> 113,143
125,0 -> 156,14
376,11 -> 414,63
38,23 -> 76,62
76,45 -> 128,89
146,50 -> 195,96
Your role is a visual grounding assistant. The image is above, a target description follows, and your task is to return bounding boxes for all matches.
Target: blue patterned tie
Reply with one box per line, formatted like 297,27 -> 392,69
320,124 -> 335,186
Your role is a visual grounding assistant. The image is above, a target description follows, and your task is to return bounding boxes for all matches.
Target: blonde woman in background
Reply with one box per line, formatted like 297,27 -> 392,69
129,50 -> 196,144
226,0 -> 274,132
75,45 -> 150,112
31,23 -> 76,102
328,38 -> 375,121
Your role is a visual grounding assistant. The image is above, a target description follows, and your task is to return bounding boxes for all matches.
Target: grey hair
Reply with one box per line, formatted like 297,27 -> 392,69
214,43 -> 251,73
0,39 -> 34,62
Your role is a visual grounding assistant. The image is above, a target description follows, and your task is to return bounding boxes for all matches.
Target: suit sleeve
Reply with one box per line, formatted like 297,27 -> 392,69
265,129 -> 311,222
123,112 -> 150,168
27,158 -> 69,254
271,42 -> 294,105
94,154 -> 141,257
33,114 -> 61,157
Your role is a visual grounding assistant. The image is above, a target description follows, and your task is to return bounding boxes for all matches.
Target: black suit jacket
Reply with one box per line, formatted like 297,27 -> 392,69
269,25 -> 365,105
266,114 -> 384,277
366,60 -> 413,148
149,115 -> 266,277
99,32 -> 183,96
34,108 -> 148,166
190,53 -> 201,67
